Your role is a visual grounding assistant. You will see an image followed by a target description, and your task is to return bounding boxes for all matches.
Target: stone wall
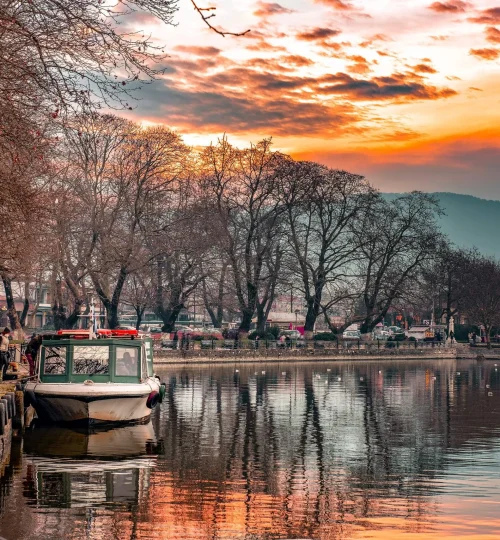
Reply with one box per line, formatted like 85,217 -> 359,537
154,347 -> 456,365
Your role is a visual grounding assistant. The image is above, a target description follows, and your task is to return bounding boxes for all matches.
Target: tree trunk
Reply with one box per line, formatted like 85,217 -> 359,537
19,281 -> 30,328
304,295 -> 321,338
135,306 -> 145,330
64,298 -> 84,329
256,303 -> 267,335
485,324 -> 492,349
1,274 -> 23,336
238,283 -> 257,335
158,303 -> 184,333
239,308 -> 254,336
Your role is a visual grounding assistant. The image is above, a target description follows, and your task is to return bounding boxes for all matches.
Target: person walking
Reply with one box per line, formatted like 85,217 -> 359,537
449,330 -> 455,344
0,328 -> 11,381
25,334 -> 42,377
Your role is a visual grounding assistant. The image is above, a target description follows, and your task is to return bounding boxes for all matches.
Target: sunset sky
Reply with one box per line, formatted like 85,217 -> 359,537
129,0 -> 500,198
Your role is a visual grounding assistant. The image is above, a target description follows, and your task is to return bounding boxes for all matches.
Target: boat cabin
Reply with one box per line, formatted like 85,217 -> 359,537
38,330 -> 154,384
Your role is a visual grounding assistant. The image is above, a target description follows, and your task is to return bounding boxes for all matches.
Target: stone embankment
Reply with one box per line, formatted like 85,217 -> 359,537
154,346 -> 456,365
456,343 -> 500,360
0,382 -> 24,474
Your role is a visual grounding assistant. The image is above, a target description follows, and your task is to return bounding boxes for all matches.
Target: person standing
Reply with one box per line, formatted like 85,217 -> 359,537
25,334 -> 42,377
0,328 -> 11,381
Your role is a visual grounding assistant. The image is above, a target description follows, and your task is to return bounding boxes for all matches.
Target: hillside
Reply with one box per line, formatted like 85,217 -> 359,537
383,192 -> 500,258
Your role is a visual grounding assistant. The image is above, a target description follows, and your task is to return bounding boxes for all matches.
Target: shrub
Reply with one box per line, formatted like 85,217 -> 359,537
249,330 -> 277,340
314,332 -> 338,341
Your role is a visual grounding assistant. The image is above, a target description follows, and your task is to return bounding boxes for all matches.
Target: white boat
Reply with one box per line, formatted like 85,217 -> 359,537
25,329 -> 166,424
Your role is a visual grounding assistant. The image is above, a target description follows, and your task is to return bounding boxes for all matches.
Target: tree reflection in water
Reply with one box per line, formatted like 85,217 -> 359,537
1,359 -> 500,540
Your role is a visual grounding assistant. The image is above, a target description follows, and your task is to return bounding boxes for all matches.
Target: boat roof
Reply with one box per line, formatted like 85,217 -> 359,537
42,329 -> 141,340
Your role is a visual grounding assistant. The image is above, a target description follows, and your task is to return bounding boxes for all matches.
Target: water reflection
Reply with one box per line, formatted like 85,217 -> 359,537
0,359 -> 500,539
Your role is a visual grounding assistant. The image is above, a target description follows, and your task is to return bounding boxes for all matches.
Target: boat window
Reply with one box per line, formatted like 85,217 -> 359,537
43,346 -> 67,375
73,346 -> 109,375
115,347 -> 139,377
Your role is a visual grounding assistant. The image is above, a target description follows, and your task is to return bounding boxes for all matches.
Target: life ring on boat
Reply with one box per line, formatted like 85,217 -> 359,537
158,384 -> 166,403
146,391 -> 159,409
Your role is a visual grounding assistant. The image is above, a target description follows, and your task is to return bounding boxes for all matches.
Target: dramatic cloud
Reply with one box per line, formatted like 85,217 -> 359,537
117,0 -> 500,200
469,47 -> 500,60
468,7 -> 500,24
296,27 -> 342,41
428,1 -> 469,13
413,63 -> 438,73
133,81 -> 362,137
317,72 -> 456,101
345,54 -> 372,74
253,2 -> 295,17
485,26 -> 500,44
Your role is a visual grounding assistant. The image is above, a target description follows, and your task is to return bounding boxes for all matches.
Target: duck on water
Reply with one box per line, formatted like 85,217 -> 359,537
24,329 -> 166,424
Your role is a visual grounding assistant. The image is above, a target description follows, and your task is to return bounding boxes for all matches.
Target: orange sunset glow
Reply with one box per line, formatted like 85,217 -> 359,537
123,0 -> 500,197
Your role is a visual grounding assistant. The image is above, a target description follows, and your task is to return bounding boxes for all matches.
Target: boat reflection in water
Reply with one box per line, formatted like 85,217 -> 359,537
23,422 -> 158,508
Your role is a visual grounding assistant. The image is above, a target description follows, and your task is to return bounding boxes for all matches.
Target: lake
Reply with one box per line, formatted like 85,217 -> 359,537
1,359 -> 500,539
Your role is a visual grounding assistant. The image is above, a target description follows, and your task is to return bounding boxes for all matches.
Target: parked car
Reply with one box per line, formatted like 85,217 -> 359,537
373,330 -> 391,340
388,326 -> 405,335
343,330 -> 361,340
280,330 -> 302,340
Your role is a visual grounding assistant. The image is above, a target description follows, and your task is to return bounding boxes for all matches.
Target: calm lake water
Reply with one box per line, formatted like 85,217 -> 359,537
1,359 -> 500,540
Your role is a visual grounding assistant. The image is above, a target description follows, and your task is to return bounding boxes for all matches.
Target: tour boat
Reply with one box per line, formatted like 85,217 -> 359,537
24,329 -> 166,424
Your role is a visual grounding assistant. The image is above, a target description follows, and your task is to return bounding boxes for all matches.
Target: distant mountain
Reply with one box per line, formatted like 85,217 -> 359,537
383,192 -> 500,258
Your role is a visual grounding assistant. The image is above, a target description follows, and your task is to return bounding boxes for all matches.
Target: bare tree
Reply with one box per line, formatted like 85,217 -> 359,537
122,272 -> 154,330
352,192 -> 442,334
201,261 -> 229,329
62,113 -> 189,328
419,244 -> 472,330
200,136 -> 287,336
280,160 -> 374,338
462,254 -> 500,348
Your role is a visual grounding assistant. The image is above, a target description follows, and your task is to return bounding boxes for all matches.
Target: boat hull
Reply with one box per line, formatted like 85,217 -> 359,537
25,380 -> 161,424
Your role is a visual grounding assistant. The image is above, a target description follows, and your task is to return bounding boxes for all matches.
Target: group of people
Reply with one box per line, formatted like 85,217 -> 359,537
0,328 -> 42,380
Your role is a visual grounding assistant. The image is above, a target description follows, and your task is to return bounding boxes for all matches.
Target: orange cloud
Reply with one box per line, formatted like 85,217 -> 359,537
428,1 -> 470,13
413,63 -> 438,73
314,0 -> 354,10
469,47 -> 500,60
485,26 -> 500,44
253,2 -> 294,18
468,7 -> 500,24
316,71 -> 456,101
296,27 -> 342,41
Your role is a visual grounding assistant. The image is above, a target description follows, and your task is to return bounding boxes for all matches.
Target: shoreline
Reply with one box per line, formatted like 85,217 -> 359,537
154,347 -> 457,365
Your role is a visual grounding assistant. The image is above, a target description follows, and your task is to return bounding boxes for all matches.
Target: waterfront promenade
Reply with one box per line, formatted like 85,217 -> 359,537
154,341 -> 458,364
